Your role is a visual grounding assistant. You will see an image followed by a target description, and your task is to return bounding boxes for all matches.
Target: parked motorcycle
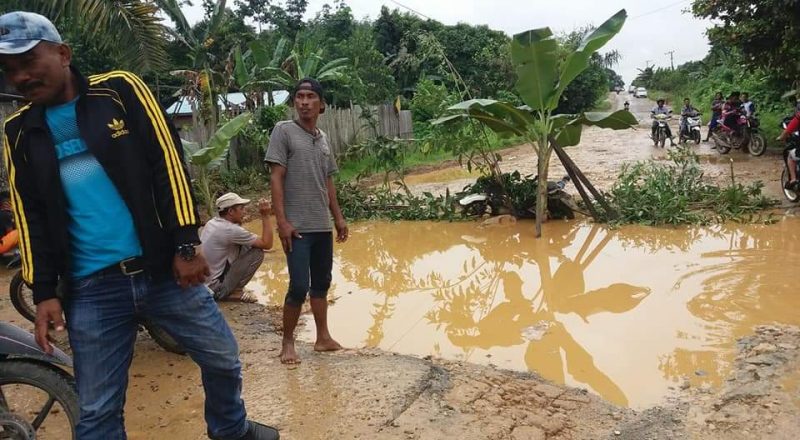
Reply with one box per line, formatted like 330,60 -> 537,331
678,113 -> 702,144
780,116 -> 800,202
0,321 -> 78,439
652,113 -> 671,148
712,114 -> 766,156
458,175 -> 576,220
9,271 -> 185,355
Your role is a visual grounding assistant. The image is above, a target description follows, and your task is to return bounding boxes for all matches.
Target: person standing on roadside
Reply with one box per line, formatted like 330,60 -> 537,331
265,77 -> 348,365
201,193 -> 274,303
0,11 -> 278,440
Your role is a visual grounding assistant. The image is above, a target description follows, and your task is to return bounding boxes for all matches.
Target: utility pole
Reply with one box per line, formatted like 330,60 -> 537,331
645,60 -> 654,70
665,50 -> 675,70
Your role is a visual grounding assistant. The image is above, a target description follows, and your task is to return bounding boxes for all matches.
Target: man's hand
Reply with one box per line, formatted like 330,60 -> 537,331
335,217 -> 349,243
258,198 -> 272,217
173,251 -> 210,289
35,298 -> 64,354
778,132 -> 789,142
277,219 -> 302,253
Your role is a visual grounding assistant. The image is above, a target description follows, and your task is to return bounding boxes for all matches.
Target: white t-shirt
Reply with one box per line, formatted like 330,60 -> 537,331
200,217 -> 258,281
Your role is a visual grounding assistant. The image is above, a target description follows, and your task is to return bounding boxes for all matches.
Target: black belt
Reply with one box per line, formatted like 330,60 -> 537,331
94,257 -> 146,277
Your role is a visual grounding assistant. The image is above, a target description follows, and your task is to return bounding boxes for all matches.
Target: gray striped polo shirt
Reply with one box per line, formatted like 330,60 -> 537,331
265,120 -> 338,233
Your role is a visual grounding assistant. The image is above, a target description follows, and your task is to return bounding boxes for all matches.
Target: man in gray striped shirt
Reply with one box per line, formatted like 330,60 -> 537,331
265,78 -> 349,364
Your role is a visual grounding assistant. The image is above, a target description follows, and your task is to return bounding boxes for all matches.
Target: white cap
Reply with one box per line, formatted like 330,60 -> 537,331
215,192 -> 250,210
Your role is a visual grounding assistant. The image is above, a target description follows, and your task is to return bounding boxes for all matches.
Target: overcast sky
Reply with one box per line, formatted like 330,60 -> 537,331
183,0 -> 711,86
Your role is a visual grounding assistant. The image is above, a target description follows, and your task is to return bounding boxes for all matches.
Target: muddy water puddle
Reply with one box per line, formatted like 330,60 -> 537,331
247,218 -> 800,409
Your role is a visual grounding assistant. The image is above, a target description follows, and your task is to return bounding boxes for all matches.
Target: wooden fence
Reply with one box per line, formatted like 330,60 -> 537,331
312,104 -> 414,156
181,102 -> 414,169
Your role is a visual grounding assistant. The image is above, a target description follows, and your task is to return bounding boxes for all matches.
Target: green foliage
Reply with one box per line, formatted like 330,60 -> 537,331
336,181 -> 458,221
210,167 -> 266,198
185,112 -> 253,216
9,0 -> 169,73
607,146 -> 776,225
557,63 -> 609,114
409,79 -> 456,123
342,137 -> 414,184
692,0 -> 800,81
434,10 -> 633,236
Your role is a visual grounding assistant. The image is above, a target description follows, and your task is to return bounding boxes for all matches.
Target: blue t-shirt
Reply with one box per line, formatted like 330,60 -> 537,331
45,99 -> 142,278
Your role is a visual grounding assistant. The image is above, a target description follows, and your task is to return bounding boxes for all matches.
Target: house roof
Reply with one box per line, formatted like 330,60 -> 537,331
165,90 -> 290,116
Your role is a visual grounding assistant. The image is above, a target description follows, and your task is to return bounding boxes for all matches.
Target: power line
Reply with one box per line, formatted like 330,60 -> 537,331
389,0 -> 433,20
630,0 -> 692,20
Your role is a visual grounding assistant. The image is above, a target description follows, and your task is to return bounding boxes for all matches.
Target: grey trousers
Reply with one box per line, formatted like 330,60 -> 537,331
208,247 -> 265,300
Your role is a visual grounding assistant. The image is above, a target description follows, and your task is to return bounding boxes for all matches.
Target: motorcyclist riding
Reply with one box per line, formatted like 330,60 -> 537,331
779,105 -> 800,190
624,100 -> 630,111
679,98 -> 699,138
651,98 -> 676,146
721,91 -> 742,134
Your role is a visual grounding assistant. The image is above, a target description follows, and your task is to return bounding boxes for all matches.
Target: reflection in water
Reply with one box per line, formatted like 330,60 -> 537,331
248,218 -> 800,408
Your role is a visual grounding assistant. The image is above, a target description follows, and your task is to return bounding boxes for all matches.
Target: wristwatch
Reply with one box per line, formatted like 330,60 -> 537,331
176,243 -> 199,261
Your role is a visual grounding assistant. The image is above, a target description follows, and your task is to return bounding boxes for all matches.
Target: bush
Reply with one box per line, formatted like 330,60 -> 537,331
607,146 -> 776,225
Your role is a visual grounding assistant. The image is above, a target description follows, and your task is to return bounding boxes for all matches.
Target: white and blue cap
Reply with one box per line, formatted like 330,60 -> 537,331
0,11 -> 62,55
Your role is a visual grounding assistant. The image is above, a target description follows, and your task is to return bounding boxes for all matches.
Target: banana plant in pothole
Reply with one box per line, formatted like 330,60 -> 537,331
433,9 -> 637,237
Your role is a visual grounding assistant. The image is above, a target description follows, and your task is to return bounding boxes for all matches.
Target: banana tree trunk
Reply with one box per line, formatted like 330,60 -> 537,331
535,149 -> 549,238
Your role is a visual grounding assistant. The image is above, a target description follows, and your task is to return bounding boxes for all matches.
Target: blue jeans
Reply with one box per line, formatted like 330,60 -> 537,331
285,232 -> 333,306
64,272 -> 247,440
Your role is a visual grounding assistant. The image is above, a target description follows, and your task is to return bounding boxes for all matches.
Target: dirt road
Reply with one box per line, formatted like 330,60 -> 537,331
404,93 -> 787,204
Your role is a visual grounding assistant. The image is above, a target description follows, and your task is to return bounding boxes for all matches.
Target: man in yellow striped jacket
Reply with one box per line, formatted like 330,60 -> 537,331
0,11 -> 278,440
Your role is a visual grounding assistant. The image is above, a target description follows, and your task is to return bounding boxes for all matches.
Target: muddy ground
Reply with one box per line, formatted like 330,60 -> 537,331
3,93 -> 799,439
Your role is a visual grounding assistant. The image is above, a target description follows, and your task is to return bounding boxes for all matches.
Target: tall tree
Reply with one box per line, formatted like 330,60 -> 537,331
692,0 -> 800,81
5,0 -> 169,73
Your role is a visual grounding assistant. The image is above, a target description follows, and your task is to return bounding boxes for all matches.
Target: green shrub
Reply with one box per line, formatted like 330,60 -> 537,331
607,146 -> 776,225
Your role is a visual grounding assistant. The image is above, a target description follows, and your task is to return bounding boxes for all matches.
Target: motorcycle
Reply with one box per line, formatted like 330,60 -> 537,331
651,113 -> 671,148
0,321 -> 79,439
623,101 -> 630,112
458,175 -> 576,220
780,116 -> 800,202
678,113 -> 702,144
9,271 -> 185,355
712,113 -> 766,156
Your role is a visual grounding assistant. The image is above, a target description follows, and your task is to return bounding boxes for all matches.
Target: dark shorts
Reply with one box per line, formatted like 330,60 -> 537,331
285,232 -> 333,306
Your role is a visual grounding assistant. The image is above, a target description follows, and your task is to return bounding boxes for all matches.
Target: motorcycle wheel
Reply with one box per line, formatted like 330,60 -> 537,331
141,321 -> 186,355
693,131 -> 701,144
748,134 -> 766,157
0,360 -> 79,440
9,271 -> 36,324
714,135 -> 731,154
658,131 -> 666,148
781,168 -> 800,202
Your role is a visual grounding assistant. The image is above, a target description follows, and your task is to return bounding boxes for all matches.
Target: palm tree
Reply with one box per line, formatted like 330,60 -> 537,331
6,0 -> 169,73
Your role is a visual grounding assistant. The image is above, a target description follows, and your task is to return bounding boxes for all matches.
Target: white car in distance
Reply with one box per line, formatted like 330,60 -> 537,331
635,87 -> 648,98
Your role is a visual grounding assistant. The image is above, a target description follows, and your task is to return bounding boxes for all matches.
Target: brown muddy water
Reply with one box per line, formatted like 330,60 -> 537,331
246,217 -> 800,409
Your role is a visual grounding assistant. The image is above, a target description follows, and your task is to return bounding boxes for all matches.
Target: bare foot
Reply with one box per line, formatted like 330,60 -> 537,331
280,339 -> 301,364
314,336 -> 343,352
